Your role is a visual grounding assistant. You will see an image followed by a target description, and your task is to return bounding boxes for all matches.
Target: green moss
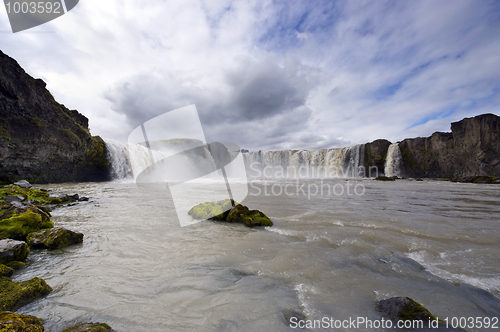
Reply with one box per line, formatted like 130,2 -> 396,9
62,129 -> 82,148
27,228 -> 83,250
0,276 -> 52,311
0,210 -> 52,241
61,322 -> 113,332
0,264 -> 14,277
0,311 -> 44,332
81,136 -> 110,168
5,261 -> 25,270
0,120 -> 10,141
397,297 -> 437,321
373,155 -> 384,163
0,185 -> 50,204
31,117 -> 45,128
48,197 -> 63,204
226,204 -> 273,227
188,200 -> 273,227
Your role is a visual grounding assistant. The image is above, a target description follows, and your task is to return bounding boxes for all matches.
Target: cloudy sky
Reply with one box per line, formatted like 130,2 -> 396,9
1,0 -> 499,151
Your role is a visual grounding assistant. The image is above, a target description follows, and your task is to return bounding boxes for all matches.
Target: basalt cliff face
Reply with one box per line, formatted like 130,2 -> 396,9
398,114 -> 500,178
0,50 -> 110,184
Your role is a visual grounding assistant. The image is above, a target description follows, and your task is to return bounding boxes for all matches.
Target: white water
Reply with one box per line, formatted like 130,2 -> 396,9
243,144 -> 366,179
105,140 -> 370,181
384,143 -> 403,177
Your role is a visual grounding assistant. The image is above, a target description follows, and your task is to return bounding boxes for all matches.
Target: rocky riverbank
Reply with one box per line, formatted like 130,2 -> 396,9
0,180 -> 113,332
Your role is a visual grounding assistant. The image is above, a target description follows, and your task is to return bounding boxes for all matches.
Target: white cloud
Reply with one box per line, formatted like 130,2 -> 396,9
0,0 -> 498,150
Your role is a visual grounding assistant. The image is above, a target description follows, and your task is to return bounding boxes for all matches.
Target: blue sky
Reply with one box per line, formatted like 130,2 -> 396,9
0,0 -> 499,151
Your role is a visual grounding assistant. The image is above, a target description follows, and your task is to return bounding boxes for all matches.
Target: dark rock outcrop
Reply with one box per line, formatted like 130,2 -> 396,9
399,114 -> 500,178
27,227 -> 83,250
0,50 -> 111,184
0,311 -> 45,331
364,139 -> 391,177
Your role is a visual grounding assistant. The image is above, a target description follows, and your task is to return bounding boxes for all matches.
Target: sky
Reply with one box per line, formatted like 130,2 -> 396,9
1,0 -> 499,151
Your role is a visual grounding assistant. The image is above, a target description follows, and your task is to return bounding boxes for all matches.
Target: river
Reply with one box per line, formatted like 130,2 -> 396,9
14,178 -> 500,331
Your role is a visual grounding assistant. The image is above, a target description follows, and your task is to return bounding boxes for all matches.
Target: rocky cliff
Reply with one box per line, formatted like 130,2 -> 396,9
398,114 -> 500,178
0,50 -> 110,184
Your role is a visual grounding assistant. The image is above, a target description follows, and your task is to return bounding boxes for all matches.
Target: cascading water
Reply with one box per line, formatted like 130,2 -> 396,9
242,144 -> 366,179
384,143 -> 403,177
105,139 -> 369,180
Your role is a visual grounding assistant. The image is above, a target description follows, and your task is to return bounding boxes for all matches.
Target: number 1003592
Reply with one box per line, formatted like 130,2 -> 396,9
5,1 -> 62,14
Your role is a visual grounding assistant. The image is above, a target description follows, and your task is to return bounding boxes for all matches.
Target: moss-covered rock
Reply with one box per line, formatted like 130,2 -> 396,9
0,186 -> 51,205
187,199 -> 234,221
0,264 -> 14,277
0,311 -> 44,332
27,227 -> 83,250
0,240 -> 29,265
188,200 -> 273,228
5,261 -> 25,270
376,297 -> 437,322
0,209 -> 53,241
0,199 -> 53,241
226,204 -> 273,227
0,276 -> 52,311
60,322 -> 113,332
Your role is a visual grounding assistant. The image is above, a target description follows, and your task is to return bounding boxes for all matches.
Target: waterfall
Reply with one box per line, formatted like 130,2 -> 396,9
105,139 -> 369,180
243,144 -> 366,179
384,143 -> 402,177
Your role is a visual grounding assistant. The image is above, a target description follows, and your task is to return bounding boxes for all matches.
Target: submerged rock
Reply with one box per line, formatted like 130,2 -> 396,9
0,311 -> 44,332
60,322 -> 113,332
27,227 -> 83,250
0,264 -> 14,277
0,276 -> 52,311
376,297 -> 436,322
188,199 -> 272,227
375,176 -> 397,181
0,239 -> 29,265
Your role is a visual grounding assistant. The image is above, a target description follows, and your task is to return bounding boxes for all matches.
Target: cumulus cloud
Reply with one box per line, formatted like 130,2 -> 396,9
0,0 -> 498,150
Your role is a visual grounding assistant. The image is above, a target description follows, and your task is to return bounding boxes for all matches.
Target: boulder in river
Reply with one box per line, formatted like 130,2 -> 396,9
0,311 -> 44,332
376,297 -> 436,322
188,199 -> 273,227
0,276 -> 52,311
0,239 -> 29,264
27,227 -> 83,250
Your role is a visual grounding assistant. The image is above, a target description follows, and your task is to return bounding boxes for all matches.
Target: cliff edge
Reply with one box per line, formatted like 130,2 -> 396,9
0,50 -> 110,184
